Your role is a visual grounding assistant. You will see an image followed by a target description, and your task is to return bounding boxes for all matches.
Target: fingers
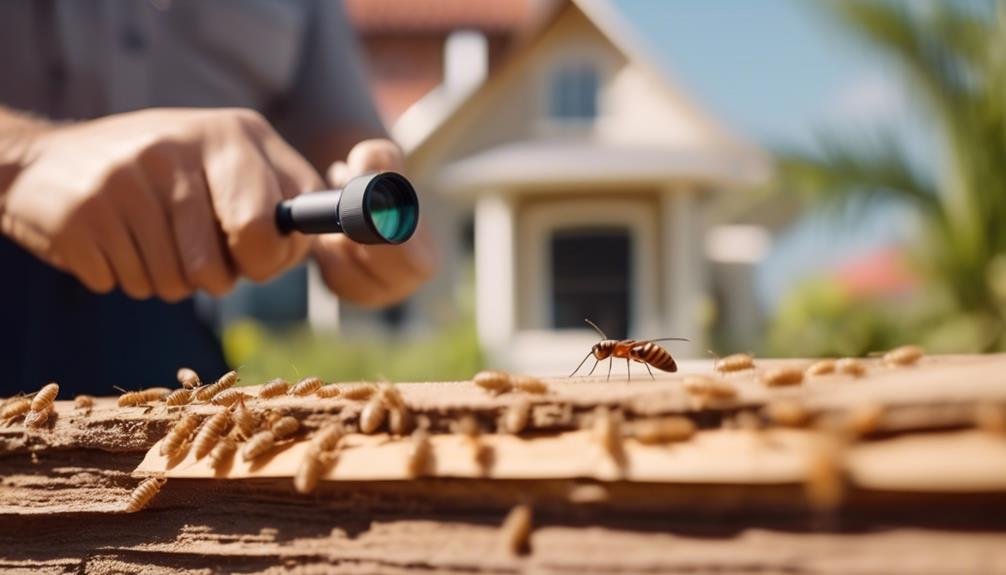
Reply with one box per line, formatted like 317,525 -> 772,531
106,162 -> 190,301
90,198 -> 153,299
168,167 -> 235,296
326,161 -> 350,188
346,139 -> 405,174
312,231 -> 436,309
58,228 -> 116,294
203,134 -> 290,282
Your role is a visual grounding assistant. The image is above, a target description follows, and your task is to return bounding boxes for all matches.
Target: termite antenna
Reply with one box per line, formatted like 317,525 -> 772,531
643,337 -> 691,343
584,318 -> 608,340
113,385 -> 129,394
569,351 -> 594,377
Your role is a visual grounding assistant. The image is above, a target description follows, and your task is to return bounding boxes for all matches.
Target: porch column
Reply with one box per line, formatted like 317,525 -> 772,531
661,188 -> 702,357
474,191 -> 516,355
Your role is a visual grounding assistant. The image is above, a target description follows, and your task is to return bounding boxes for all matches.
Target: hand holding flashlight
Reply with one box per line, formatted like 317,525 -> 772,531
1,109 -> 431,304
275,171 -> 419,244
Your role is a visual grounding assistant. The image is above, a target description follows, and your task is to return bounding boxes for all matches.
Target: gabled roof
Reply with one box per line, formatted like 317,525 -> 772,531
398,0 -> 770,187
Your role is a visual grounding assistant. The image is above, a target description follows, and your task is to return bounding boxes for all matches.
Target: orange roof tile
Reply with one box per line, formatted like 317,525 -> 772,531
346,0 -> 535,33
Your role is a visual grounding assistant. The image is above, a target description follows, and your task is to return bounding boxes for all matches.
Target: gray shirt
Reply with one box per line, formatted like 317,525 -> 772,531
0,0 -> 384,395
0,0 -> 384,163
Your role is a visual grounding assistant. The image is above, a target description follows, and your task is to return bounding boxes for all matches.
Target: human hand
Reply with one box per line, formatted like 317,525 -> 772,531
312,139 -> 437,308
0,108 -> 322,300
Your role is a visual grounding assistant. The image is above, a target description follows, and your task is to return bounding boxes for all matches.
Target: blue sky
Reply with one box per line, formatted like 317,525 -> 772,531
615,0 -> 910,149
615,0 -> 921,308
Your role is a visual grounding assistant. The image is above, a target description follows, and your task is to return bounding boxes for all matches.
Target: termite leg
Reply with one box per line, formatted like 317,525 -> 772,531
606,358 -> 613,382
626,358 -> 631,382
644,363 -> 655,380
587,359 -> 599,377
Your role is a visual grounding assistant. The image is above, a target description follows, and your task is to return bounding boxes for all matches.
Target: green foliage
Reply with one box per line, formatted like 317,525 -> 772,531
222,318 -> 484,385
777,0 -> 1006,352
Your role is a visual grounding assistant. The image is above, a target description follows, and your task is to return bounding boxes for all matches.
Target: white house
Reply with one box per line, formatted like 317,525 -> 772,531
319,0 -> 771,376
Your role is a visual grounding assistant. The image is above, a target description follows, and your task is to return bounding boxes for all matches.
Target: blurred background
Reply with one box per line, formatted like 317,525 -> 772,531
224,0 -> 1005,382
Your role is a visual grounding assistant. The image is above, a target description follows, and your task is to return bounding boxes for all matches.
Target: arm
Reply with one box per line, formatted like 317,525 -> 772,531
274,1 -> 438,308
0,106 -> 49,198
0,106 -> 323,300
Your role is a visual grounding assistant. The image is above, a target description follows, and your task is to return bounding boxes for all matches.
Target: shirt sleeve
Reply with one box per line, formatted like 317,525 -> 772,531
270,0 -> 387,172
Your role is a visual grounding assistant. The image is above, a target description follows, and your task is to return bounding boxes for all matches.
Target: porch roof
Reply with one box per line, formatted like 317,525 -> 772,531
437,141 -> 771,193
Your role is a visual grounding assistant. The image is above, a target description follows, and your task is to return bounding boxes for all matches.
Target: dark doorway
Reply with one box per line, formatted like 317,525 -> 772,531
550,228 -> 632,339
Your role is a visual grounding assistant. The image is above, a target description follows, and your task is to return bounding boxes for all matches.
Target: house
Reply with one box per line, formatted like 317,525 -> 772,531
391,0 -> 771,374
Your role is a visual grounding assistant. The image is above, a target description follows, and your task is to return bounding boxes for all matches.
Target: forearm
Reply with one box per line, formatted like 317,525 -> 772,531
0,106 -> 51,198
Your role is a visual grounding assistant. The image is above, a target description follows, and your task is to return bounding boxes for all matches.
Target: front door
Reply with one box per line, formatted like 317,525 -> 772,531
550,228 -> 632,339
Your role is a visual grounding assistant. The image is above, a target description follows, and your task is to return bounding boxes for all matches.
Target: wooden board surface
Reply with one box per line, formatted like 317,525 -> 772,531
4,354 -> 1006,574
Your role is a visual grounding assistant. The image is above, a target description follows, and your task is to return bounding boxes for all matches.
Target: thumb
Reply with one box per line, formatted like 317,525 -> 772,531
326,161 -> 351,189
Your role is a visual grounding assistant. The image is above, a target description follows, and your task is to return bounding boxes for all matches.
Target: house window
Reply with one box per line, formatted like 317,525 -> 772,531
550,228 -> 631,339
549,64 -> 598,120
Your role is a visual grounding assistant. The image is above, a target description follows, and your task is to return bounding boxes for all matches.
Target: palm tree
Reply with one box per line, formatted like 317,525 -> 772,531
782,0 -> 1006,350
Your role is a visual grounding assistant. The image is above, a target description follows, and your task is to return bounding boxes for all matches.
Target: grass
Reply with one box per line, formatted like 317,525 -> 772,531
222,318 -> 484,385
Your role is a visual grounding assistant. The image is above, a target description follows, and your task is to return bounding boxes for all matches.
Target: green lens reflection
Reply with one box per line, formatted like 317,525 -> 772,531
367,181 -> 417,243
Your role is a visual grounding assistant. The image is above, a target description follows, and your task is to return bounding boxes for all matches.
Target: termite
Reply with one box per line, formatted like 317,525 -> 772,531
360,395 -> 387,434
499,504 -> 533,556
289,376 -> 324,397
194,370 -> 238,402
232,398 -> 259,440
176,367 -> 202,389
714,353 -> 755,373
2,398 -> 31,422
406,428 -> 433,477
512,375 -> 548,395
570,319 -> 688,381
31,383 -> 59,412
760,366 -> 804,387
124,477 -> 167,513
160,414 -> 200,458
192,411 -> 231,459
473,370 -> 512,395
311,423 -> 346,452
74,395 -> 95,411
389,405 -> 413,436
502,400 -> 531,434
682,375 -> 737,404
24,406 -> 52,429
836,358 -> 866,377
341,384 -> 378,401
270,415 -> 300,440
631,416 -> 695,444
258,378 -> 289,399
164,388 -> 193,407
209,437 -> 238,471
316,384 -> 341,398
210,388 -> 246,407
242,430 -> 276,461
295,446 -> 327,494
843,403 -> 885,439
118,387 -> 170,407
805,359 -> 836,377
454,414 -> 492,472
804,435 -> 846,511
883,345 -> 924,367
764,400 -> 812,427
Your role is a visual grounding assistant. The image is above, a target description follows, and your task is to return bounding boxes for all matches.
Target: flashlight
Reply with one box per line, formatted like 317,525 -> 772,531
275,171 -> 419,244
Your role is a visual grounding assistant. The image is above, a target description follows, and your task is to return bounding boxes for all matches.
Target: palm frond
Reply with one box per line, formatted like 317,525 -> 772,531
778,133 -> 943,222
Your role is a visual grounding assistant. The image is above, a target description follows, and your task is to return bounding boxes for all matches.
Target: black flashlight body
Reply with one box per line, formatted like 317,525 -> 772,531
275,171 -> 419,245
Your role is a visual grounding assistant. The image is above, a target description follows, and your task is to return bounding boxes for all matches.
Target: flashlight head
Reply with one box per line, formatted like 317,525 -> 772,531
275,171 -> 420,244
339,172 -> 419,245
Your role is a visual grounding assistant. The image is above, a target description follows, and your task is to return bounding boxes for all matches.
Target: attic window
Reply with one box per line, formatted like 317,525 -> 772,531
549,64 -> 598,120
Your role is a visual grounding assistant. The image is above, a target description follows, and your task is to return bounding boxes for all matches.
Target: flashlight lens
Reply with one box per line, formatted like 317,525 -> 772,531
367,179 -> 418,243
